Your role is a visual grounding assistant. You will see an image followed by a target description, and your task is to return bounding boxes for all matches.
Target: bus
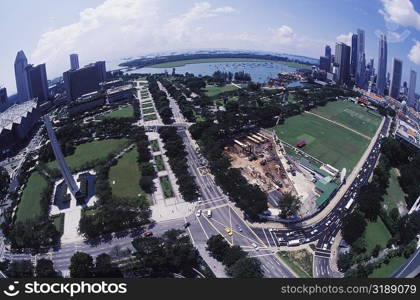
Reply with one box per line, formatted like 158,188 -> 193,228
345,198 -> 354,210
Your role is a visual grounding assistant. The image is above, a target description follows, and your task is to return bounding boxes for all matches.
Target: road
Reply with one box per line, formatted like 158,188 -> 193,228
392,248 -> 420,278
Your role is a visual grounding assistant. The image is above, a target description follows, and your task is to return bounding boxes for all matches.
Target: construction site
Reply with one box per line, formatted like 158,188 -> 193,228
224,130 -> 340,218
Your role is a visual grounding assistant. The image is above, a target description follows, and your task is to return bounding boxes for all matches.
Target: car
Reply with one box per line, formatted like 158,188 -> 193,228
236,225 -> 243,232
310,229 -> 318,235
144,231 -> 153,237
225,227 -> 233,236
196,209 -> 202,217
278,237 -> 284,242
322,243 -> 328,250
207,210 -> 212,218
251,243 -> 259,251
304,238 -> 310,243
325,220 -> 332,226
286,231 -> 295,236
330,237 -> 335,244
184,222 -> 191,228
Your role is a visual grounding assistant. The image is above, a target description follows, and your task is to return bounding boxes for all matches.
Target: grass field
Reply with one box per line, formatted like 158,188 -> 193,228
160,176 -> 173,198
310,101 -> 382,138
52,214 -> 65,235
277,252 -> 312,278
47,139 -> 130,172
204,84 -> 239,97
155,155 -> 165,172
101,106 -> 134,119
272,112 -> 370,171
364,218 -> 392,254
383,168 -> 407,212
143,108 -> 155,114
151,140 -> 160,152
369,256 -> 407,278
109,148 -> 147,199
16,172 -> 48,223
144,114 -> 157,121
147,58 -> 313,70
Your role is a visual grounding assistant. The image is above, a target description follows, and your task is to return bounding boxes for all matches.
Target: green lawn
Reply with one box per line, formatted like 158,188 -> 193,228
369,256 -> 407,278
143,108 -> 155,114
272,112 -> 370,172
277,252 -> 311,278
101,106 -> 134,119
47,139 -> 130,172
109,148 -> 147,199
52,213 -> 65,235
144,114 -> 157,121
147,58 -> 312,69
155,155 -> 165,172
16,172 -> 48,223
160,176 -> 173,198
151,140 -> 160,152
364,218 -> 392,254
204,84 -> 239,97
383,168 -> 407,212
310,101 -> 382,138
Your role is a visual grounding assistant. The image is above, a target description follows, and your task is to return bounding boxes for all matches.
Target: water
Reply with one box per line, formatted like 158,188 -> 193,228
125,61 -> 298,83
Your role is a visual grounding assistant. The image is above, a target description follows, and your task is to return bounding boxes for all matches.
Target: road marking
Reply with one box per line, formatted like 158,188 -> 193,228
195,215 -> 209,240
201,215 -> 233,246
184,216 -> 195,246
262,229 -> 271,247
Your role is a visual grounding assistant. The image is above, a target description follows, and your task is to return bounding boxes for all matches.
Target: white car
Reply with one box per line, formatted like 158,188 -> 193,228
330,237 -> 335,244
251,243 -> 259,251
286,231 -> 295,236
310,229 -> 318,235
278,237 -> 284,242
196,209 -> 201,217
322,243 -> 328,250
325,220 -> 332,226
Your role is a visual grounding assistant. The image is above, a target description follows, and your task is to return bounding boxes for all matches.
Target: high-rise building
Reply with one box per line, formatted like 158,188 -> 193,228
0,87 -> 8,112
408,70 -> 417,108
356,29 -> 367,89
26,64 -> 49,103
377,34 -> 388,96
334,42 -> 351,85
390,58 -> 403,99
350,33 -> 358,77
70,54 -> 79,70
63,61 -> 107,101
319,56 -> 331,72
14,50 -> 30,103
325,45 -> 332,58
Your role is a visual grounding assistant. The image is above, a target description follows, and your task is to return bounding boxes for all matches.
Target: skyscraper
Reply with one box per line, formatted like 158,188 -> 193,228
26,64 -> 49,103
408,70 -> 417,108
70,54 -> 79,70
377,34 -> 388,96
14,50 -> 30,103
350,33 -> 358,77
335,42 -> 351,85
356,29 -> 367,89
390,58 -> 403,99
319,56 -> 331,72
63,61 -> 107,101
0,87 -> 8,112
325,45 -> 332,58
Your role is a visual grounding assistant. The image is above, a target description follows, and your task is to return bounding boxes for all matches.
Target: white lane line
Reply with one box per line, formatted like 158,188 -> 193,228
184,216 -> 195,246
196,216 -> 209,240
268,230 -> 278,247
262,228 -> 271,247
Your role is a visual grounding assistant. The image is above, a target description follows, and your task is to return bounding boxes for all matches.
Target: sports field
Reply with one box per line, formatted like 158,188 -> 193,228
369,255 -> 407,278
272,112 -> 370,171
109,148 -> 147,199
47,138 -> 130,172
310,101 -> 382,138
364,218 -> 392,254
204,84 -> 239,97
16,172 -> 48,223
101,106 -> 134,119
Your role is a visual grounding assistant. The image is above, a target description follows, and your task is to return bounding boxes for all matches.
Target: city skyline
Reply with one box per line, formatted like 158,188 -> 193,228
0,0 -> 420,94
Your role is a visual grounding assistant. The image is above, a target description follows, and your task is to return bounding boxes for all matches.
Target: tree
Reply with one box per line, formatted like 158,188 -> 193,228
278,192 -> 301,218
94,253 -> 122,278
7,260 -> 34,278
227,257 -> 263,278
337,252 -> 353,272
36,259 -> 58,278
222,246 -> 247,267
355,184 -> 382,220
372,245 -> 381,258
206,235 -> 230,262
341,211 -> 367,244
70,252 -> 94,278
0,166 -> 10,197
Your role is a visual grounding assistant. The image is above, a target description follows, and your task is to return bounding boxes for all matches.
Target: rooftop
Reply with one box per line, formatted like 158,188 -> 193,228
107,84 -> 133,95
0,99 -> 37,134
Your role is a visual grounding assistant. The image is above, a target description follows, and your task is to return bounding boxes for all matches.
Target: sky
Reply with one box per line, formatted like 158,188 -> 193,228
1,0 -> 420,94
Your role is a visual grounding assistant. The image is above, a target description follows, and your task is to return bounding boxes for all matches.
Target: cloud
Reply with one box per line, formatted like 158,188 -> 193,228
408,40 -> 420,64
270,25 -> 296,45
336,32 -> 353,45
379,0 -> 420,30
31,0 -> 237,78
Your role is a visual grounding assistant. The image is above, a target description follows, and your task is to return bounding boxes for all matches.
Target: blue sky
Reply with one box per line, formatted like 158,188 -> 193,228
1,0 -> 420,94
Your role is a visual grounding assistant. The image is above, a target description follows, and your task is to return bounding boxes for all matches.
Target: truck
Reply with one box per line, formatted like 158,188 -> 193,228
345,198 -> 354,210
287,239 -> 301,247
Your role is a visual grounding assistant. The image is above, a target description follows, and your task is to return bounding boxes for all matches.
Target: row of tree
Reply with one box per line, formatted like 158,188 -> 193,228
147,77 -> 174,124
206,235 -> 263,278
158,127 -> 199,201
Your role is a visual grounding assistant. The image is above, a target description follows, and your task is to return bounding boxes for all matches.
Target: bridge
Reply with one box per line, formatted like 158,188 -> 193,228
43,116 -> 81,199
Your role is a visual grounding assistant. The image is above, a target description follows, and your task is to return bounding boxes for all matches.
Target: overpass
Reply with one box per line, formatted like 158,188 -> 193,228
43,116 -> 80,199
